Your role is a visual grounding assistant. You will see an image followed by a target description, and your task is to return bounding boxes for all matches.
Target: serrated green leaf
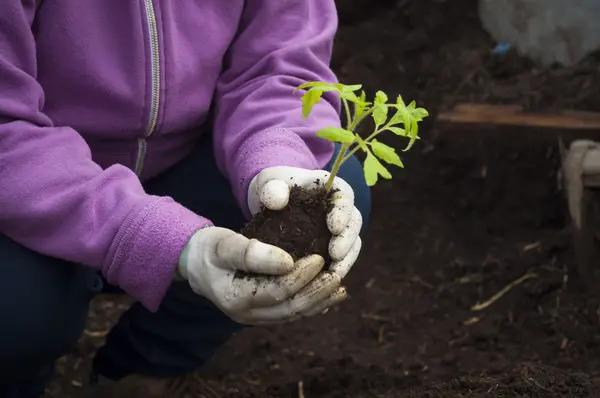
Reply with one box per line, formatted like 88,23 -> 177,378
403,120 -> 420,152
387,107 -> 403,127
359,90 -> 367,102
386,126 -> 407,136
339,90 -> 360,104
342,84 -> 363,93
295,81 -> 340,93
411,107 -> 429,121
399,106 -> 412,133
315,126 -> 356,144
372,104 -> 388,127
363,150 -> 392,186
299,85 -> 343,119
396,95 -> 406,108
354,91 -> 370,119
370,139 -> 404,168
339,84 -> 364,104
300,89 -> 323,119
371,91 -> 390,126
404,138 -> 417,152
375,91 -> 388,105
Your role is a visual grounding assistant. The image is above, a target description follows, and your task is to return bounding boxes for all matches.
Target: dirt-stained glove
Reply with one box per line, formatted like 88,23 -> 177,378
248,166 -> 363,280
178,226 -> 347,325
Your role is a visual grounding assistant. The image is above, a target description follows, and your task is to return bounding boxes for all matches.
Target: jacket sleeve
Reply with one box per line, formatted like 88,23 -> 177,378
0,0 -> 211,312
212,0 -> 342,217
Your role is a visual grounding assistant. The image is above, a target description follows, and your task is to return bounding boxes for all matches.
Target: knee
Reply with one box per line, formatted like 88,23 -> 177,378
328,146 -> 372,232
347,164 -> 372,231
0,236 -> 100,378
0,276 -> 97,379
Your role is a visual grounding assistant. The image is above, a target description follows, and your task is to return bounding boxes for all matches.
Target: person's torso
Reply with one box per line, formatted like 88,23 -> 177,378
33,0 -> 244,178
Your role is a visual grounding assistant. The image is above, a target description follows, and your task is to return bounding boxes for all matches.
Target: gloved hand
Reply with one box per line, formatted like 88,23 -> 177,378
248,166 -> 363,279
177,226 -> 347,325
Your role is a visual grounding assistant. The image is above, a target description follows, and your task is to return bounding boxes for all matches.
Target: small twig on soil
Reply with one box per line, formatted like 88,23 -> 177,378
361,313 -> 391,322
463,316 -> 482,325
243,377 -> 261,386
397,275 -> 434,289
378,325 -> 385,344
523,241 -> 541,252
523,375 -> 551,392
456,274 -> 483,285
83,329 -> 109,338
487,384 -> 499,393
471,273 -> 538,311
298,380 -> 305,398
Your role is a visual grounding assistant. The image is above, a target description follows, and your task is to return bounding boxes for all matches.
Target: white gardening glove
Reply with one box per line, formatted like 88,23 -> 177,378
248,166 -> 363,280
178,226 -> 347,325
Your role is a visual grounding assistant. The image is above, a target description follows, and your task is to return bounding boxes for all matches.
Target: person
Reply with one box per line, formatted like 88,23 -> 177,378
0,1 -> 372,397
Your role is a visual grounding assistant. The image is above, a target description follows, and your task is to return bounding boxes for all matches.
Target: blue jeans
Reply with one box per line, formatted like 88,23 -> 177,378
0,133 -> 371,397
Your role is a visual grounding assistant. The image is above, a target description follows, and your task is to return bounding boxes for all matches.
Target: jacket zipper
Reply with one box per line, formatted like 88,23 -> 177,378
134,0 -> 161,177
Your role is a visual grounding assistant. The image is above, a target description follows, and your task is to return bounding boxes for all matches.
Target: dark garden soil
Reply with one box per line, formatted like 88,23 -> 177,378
46,0 -> 600,397
241,186 -> 333,263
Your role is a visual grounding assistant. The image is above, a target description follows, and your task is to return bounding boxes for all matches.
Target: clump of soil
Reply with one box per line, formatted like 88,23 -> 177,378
240,185 -> 333,263
399,363 -> 600,397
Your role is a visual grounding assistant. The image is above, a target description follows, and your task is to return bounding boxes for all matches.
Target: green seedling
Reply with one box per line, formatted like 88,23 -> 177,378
294,82 -> 429,191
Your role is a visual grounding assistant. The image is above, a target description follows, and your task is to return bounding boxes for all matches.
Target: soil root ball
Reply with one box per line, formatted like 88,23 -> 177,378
241,185 -> 334,263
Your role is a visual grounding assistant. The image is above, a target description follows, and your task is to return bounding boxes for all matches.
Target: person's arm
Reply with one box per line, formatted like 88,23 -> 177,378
212,0 -> 341,216
0,0 -> 211,312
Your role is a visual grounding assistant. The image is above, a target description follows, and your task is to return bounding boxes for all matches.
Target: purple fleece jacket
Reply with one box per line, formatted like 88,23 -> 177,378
0,0 -> 341,311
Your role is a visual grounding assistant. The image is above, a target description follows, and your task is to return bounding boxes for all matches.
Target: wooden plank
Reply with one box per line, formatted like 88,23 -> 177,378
437,103 -> 600,130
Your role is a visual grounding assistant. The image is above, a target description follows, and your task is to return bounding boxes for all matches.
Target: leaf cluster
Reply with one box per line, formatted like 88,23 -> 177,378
295,82 -> 428,186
